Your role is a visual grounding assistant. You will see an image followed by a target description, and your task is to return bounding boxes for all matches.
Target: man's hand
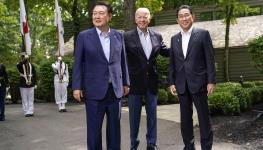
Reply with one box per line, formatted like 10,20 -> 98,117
123,86 -> 129,96
207,83 -> 215,96
169,85 -> 177,96
73,90 -> 83,102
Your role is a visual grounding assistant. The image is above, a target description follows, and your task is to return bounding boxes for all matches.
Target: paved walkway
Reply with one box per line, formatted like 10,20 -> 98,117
0,103 -> 241,150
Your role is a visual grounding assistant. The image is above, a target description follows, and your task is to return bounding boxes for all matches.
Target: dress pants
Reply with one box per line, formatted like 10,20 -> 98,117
128,90 -> 157,149
0,87 -> 6,120
85,84 -> 121,150
178,85 -> 213,150
20,87 -> 34,115
54,81 -> 68,110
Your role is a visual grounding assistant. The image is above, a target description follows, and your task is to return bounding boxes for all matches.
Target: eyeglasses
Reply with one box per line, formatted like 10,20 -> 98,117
178,13 -> 192,20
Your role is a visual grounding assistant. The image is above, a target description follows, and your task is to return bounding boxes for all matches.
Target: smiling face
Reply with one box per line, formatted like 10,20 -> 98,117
135,8 -> 151,32
177,8 -> 194,32
92,5 -> 112,31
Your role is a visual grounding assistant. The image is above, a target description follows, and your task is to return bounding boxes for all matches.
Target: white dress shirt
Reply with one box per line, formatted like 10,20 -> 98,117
137,27 -> 152,59
181,26 -> 193,58
96,27 -> 111,62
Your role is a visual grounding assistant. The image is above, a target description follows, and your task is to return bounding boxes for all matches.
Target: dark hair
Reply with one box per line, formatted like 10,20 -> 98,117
176,5 -> 193,18
94,1 -> 113,14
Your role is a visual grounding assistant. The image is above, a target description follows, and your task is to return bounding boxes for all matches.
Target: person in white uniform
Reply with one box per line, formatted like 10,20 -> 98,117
52,56 -> 69,112
17,54 -> 37,117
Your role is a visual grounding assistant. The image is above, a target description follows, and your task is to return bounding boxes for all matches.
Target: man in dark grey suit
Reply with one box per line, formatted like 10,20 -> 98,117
124,8 -> 169,150
168,5 -> 216,150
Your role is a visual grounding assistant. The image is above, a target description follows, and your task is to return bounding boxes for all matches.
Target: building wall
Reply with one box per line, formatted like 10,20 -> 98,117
215,47 -> 263,82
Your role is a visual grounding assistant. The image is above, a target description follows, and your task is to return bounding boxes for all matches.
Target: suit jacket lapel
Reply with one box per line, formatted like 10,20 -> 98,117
185,28 -> 198,59
90,27 -> 108,62
176,33 -> 184,59
133,29 -> 148,60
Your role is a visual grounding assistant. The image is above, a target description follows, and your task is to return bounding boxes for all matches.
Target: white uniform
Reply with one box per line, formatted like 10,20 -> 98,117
51,61 -> 69,111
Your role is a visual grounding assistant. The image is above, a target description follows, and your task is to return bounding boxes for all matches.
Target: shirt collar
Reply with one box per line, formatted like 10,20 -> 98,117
96,27 -> 111,37
137,27 -> 149,36
180,25 -> 193,35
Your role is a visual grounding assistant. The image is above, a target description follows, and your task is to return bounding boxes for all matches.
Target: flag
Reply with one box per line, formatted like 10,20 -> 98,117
54,0 -> 65,56
20,0 -> 31,55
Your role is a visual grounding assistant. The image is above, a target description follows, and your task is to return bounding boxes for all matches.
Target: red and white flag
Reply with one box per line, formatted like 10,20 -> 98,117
20,0 -> 31,55
54,0 -> 64,56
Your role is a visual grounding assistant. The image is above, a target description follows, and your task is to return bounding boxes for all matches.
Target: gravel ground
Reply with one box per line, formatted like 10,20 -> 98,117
212,103 -> 263,150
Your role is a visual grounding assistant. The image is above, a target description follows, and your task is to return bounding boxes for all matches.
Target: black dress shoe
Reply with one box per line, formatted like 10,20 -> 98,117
25,114 -> 30,117
29,114 -> 34,117
147,144 -> 160,150
62,109 -> 67,112
59,109 -> 63,112
0,118 -> 5,121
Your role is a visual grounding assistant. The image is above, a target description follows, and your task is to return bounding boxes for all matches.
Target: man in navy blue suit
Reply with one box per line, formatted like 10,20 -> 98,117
124,8 -> 170,150
168,5 -> 216,150
72,2 -> 130,150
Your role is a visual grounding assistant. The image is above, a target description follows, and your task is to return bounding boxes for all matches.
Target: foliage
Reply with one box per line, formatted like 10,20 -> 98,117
0,1 -> 20,66
156,55 -> 169,88
36,59 -> 55,102
247,86 -> 263,105
209,81 -> 263,115
136,0 -> 164,15
158,88 -> 168,104
248,35 -> 263,74
214,82 -> 251,111
209,91 -> 240,115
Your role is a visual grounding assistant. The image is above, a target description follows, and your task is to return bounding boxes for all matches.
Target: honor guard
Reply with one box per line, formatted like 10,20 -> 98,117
17,54 -> 37,117
51,56 -> 69,112
0,64 -> 9,121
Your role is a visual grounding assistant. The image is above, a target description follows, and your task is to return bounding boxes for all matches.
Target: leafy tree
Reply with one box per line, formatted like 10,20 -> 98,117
216,0 -> 248,81
0,0 -> 20,66
248,36 -> 263,74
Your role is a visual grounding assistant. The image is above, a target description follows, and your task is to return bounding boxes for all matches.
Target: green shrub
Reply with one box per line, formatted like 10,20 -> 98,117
231,87 -> 251,111
209,92 -> 240,115
248,35 -> 263,74
254,81 -> 263,86
215,82 -> 250,111
247,86 -> 263,104
242,81 -> 256,88
158,88 -> 168,105
36,59 -> 54,102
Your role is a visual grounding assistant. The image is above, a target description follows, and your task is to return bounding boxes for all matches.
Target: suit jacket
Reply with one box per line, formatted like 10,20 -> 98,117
0,64 -> 9,88
168,28 -> 216,94
124,28 -> 169,95
17,61 -> 37,88
72,27 -> 130,100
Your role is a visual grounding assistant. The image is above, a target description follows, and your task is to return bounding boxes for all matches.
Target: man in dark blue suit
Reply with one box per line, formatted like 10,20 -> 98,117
168,5 -> 216,150
72,2 -> 130,150
124,8 -> 169,150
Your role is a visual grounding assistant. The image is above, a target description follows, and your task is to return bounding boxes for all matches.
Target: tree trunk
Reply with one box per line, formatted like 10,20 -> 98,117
123,0 -> 136,31
224,4 -> 234,82
72,0 -> 80,52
